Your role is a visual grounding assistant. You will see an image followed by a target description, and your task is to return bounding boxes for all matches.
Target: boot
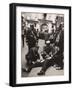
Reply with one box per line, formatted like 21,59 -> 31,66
37,70 -> 45,75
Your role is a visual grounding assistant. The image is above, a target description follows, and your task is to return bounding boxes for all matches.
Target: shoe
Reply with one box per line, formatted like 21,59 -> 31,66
27,68 -> 32,72
37,70 -> 45,75
56,67 -> 63,70
22,68 -> 31,73
22,68 -> 28,72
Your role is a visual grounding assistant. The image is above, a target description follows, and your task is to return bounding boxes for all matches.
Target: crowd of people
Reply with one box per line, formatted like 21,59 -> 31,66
22,23 -> 64,75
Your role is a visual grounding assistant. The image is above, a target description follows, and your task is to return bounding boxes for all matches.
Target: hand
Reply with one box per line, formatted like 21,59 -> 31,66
45,55 -> 49,58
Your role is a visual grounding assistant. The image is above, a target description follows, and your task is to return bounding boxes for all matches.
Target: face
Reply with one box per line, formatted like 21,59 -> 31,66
42,25 -> 48,32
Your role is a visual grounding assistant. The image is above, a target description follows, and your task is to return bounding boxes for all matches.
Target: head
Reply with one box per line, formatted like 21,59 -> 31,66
41,24 -> 48,32
45,40 -> 50,46
30,25 -> 34,30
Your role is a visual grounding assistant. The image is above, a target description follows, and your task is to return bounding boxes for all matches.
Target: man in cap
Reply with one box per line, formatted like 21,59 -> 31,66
37,40 -> 59,75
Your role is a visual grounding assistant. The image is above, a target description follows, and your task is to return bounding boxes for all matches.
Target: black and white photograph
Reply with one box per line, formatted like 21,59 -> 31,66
9,3 -> 71,86
21,12 -> 64,77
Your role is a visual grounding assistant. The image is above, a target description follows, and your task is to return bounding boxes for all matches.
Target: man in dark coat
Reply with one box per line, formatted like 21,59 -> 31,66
26,25 -> 37,51
25,25 -> 38,66
37,24 -> 64,75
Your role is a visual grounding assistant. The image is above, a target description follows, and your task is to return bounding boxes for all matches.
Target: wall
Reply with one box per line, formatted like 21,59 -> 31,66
0,0 -> 72,90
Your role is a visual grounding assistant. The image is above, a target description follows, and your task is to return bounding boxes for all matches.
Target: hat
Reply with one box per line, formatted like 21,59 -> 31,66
46,40 -> 50,44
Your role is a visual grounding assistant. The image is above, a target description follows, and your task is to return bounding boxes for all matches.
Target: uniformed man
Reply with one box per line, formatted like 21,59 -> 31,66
37,42 -> 59,75
37,24 -> 64,75
26,25 -> 38,51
